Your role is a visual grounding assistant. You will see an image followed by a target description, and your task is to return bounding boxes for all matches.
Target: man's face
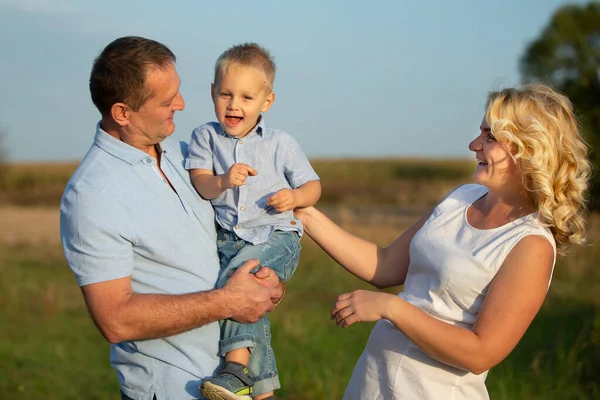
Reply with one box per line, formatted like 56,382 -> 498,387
211,64 -> 274,138
127,62 -> 185,146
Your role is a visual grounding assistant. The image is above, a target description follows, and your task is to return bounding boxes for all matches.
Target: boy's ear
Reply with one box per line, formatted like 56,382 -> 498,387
261,92 -> 275,112
110,102 -> 130,127
210,83 -> 215,99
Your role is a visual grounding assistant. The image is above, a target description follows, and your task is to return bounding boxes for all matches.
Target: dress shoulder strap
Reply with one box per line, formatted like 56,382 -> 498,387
434,184 -> 487,213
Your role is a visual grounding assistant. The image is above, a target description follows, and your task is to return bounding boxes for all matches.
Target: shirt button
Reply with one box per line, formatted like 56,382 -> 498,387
290,221 -> 297,225
240,206 -> 245,211
242,182 -> 247,186
239,140 -> 244,144
145,157 -> 153,164
234,225 -> 240,230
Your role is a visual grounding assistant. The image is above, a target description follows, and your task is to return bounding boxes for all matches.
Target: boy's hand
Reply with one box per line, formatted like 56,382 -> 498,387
223,163 -> 257,189
267,188 -> 297,212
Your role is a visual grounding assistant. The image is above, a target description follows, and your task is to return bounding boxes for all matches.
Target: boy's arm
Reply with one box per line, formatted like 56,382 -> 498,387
270,132 -> 321,212
293,179 -> 321,207
267,179 -> 321,212
190,164 -> 258,200
190,169 -> 225,200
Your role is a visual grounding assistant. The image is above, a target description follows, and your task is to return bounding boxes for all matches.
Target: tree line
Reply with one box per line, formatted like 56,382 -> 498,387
521,2 -> 600,210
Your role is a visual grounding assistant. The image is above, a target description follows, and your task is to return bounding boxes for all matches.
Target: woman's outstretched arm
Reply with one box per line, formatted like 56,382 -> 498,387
296,206 -> 432,288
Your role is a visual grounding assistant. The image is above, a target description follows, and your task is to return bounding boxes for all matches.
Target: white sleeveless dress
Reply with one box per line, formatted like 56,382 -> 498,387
343,184 -> 556,400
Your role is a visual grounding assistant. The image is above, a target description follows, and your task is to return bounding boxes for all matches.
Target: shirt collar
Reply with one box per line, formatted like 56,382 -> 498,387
217,115 -> 268,139
254,116 -> 266,137
93,121 -> 164,165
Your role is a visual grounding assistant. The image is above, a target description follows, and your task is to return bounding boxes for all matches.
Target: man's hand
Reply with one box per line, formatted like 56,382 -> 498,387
223,163 -> 257,189
267,188 -> 297,212
223,259 -> 283,323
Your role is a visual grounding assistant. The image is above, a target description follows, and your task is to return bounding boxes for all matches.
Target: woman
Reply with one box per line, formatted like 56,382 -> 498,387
296,84 -> 591,399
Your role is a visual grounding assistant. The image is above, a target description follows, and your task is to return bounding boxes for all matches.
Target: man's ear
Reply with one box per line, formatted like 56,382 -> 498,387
261,92 -> 275,112
110,102 -> 130,127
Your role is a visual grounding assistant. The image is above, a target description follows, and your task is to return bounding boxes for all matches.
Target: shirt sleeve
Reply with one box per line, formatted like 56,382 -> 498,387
60,184 -> 134,287
185,124 -> 214,171
281,133 -> 320,188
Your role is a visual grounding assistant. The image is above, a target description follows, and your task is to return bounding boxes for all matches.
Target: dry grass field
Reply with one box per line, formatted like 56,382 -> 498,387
0,206 -> 59,245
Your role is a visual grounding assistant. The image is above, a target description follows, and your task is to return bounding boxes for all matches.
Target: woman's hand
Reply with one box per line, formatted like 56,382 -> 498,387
331,290 -> 393,328
293,206 -> 316,227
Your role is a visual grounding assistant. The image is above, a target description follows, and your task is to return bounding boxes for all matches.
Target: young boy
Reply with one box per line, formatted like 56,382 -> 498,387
185,43 -> 321,400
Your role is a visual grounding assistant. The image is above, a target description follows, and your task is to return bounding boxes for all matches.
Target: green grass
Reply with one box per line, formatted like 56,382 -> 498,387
488,299 -> 599,399
0,245 -> 117,399
1,234 -> 598,399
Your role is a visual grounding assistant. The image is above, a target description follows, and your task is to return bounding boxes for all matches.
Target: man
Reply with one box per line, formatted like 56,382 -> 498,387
60,36 -> 283,400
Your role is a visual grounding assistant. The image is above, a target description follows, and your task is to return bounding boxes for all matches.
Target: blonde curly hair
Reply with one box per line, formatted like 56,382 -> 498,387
485,84 -> 591,255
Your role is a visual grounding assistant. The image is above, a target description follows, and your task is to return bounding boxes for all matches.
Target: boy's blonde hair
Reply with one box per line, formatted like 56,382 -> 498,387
214,43 -> 276,91
485,84 -> 591,255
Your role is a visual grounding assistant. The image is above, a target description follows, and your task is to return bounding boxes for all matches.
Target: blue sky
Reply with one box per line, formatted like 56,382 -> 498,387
0,0 -> 591,162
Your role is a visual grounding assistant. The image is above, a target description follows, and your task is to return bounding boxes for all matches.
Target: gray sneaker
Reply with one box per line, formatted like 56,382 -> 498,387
200,361 -> 254,400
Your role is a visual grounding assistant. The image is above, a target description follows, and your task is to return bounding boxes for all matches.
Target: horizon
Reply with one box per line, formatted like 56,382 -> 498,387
3,155 -> 477,166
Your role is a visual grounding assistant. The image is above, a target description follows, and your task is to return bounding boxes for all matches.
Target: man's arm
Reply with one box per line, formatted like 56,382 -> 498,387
81,259 -> 282,343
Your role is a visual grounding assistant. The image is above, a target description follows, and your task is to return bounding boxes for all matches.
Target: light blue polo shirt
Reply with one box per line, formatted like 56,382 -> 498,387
185,118 -> 319,244
60,123 -> 221,400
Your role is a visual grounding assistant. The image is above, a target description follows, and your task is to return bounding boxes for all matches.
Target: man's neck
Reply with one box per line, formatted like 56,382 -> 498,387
100,119 -> 159,159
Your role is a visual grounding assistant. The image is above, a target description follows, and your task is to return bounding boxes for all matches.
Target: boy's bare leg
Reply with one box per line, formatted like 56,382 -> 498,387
225,347 -> 250,365
254,392 -> 274,400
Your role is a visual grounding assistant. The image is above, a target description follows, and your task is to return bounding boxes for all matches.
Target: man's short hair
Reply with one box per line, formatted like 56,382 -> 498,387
214,43 -> 276,91
90,36 -> 176,116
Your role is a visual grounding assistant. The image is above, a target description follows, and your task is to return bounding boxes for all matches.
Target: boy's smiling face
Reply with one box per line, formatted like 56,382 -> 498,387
211,63 -> 275,138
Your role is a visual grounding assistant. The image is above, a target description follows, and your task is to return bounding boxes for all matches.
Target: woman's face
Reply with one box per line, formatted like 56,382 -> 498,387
468,118 -> 521,192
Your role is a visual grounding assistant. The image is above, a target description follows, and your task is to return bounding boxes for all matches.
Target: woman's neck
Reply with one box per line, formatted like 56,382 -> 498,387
479,185 -> 535,221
